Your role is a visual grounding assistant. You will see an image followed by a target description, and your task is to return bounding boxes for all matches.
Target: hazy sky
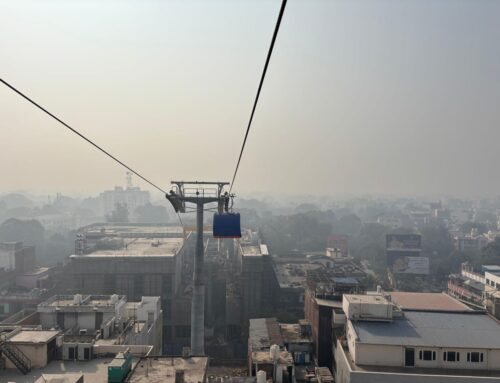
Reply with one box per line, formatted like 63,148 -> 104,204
1,0 -> 499,197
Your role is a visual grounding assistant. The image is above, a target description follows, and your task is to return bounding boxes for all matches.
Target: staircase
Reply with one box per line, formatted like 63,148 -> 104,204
0,338 -> 31,374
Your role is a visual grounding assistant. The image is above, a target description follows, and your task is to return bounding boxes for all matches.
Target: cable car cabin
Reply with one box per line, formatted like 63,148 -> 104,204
213,213 -> 241,238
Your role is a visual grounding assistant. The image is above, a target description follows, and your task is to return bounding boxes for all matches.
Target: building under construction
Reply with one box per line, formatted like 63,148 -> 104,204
62,223 -> 272,357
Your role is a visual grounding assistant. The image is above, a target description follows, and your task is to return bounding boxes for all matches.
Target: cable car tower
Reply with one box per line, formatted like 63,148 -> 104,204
165,181 -> 234,356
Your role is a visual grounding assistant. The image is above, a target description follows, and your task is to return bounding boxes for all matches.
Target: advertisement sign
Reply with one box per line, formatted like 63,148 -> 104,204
386,234 -> 421,250
390,254 -> 430,275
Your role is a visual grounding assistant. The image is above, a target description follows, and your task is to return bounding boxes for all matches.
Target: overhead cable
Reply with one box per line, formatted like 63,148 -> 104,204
229,0 -> 287,192
0,78 -> 184,226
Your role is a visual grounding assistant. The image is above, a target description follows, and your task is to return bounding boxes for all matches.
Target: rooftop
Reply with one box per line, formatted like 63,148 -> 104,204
249,318 -> 284,350
9,330 -> 59,344
273,262 -> 320,289
82,224 -> 183,238
389,292 -> 472,312
241,245 -> 263,257
0,357 -> 117,383
344,294 -> 389,305
280,323 -> 312,344
251,350 -> 293,365
18,267 -> 51,276
352,311 -> 500,349
39,294 -> 125,309
128,356 -> 208,383
306,261 -> 366,288
70,237 -> 184,258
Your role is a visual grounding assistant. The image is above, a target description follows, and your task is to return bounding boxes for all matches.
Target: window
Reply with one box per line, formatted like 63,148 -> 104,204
467,352 -> 484,363
443,351 -> 459,362
419,350 -> 436,361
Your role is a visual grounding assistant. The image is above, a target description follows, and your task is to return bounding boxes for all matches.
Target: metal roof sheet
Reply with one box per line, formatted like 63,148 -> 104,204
353,311 -> 500,349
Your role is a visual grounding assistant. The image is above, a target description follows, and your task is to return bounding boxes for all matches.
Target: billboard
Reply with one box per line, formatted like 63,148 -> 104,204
388,251 -> 429,275
327,234 -> 349,258
386,234 -> 428,274
386,234 -> 421,250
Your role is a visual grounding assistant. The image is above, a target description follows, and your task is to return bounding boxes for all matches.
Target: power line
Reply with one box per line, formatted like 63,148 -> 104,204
0,78 -> 185,227
229,0 -> 287,192
1,78 -> 167,194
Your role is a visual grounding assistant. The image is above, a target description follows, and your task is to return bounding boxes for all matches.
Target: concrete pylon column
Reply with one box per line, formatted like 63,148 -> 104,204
191,202 -> 205,355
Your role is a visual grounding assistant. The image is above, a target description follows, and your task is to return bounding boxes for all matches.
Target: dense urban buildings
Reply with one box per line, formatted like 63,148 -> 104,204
336,293 -> 500,382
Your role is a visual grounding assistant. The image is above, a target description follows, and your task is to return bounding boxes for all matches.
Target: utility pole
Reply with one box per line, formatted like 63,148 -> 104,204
165,181 -> 229,355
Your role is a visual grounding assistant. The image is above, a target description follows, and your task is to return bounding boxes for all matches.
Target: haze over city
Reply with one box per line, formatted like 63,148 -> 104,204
3,2 -> 500,383
2,0 -> 500,196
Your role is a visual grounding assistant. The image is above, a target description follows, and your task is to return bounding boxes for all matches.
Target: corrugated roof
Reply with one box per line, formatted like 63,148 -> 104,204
353,311 -> 500,349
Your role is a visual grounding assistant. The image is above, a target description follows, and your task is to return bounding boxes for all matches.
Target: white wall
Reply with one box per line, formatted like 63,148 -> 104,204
355,344 -> 403,367
0,248 -> 15,271
354,343 -> 497,371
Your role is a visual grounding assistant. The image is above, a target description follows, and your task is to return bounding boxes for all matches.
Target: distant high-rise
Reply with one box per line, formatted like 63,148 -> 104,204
99,173 -> 150,216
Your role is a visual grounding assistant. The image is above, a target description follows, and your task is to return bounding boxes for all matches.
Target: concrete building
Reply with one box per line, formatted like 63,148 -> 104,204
271,256 -> 321,321
0,326 -> 152,381
248,318 -> 294,383
304,265 -> 365,370
448,262 -> 487,307
248,318 -> 313,373
36,294 -> 163,355
1,328 -> 60,370
65,224 -> 187,350
454,232 -> 489,253
15,267 -> 53,290
238,242 -> 274,322
0,241 -> 35,273
336,294 -> 500,383
100,185 -> 150,217
128,356 -> 209,383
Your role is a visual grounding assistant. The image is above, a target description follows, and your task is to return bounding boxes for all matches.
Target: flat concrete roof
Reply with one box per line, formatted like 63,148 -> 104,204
129,357 -> 208,383
0,357 -> 119,383
241,245 -> 262,256
389,292 -> 472,311
70,237 -> 183,258
83,224 -> 183,236
344,294 -> 389,305
9,330 -> 59,344
273,262 -> 320,289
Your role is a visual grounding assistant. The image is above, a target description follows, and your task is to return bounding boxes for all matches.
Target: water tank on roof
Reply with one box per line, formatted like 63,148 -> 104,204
73,294 -> 82,305
257,370 -> 266,383
270,344 -> 280,362
213,213 -> 241,238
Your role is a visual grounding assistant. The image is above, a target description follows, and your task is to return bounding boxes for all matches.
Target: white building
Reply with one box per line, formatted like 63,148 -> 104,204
37,294 -> 163,354
0,242 -> 35,273
99,186 -> 150,217
336,294 -> 500,382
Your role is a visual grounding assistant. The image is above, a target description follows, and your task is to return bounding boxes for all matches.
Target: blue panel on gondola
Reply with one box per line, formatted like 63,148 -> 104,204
213,213 -> 241,238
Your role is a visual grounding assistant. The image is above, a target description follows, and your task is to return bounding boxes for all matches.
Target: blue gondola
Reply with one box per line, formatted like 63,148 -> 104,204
213,213 -> 241,238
